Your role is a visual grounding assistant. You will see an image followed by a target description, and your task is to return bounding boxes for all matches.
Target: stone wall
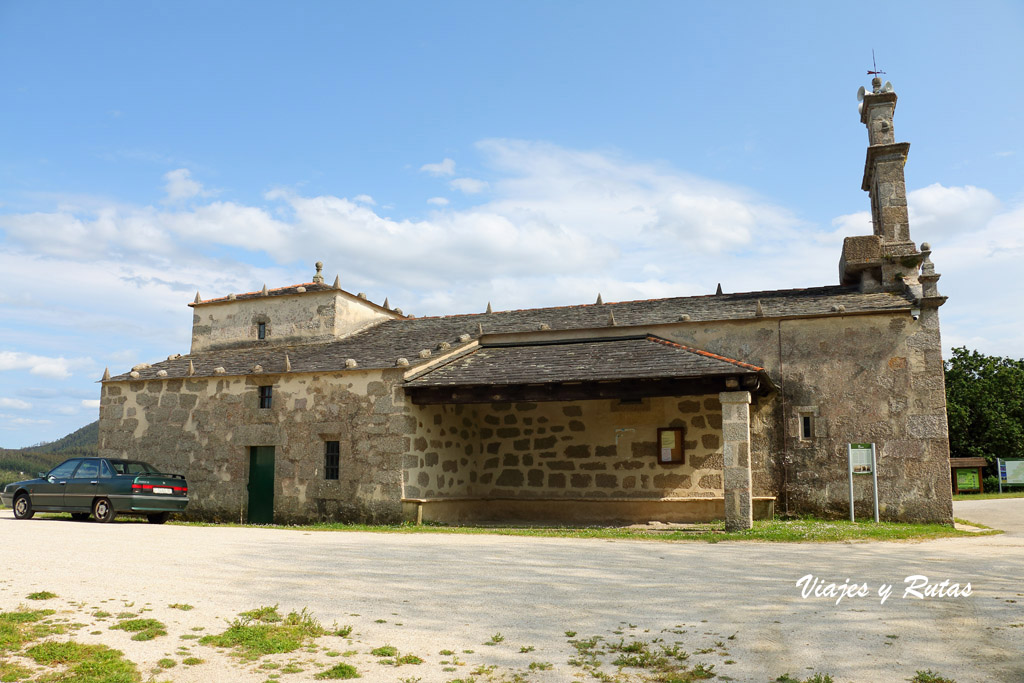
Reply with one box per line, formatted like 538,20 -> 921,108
402,394 -> 776,502
190,291 -> 394,352
99,368 -> 412,524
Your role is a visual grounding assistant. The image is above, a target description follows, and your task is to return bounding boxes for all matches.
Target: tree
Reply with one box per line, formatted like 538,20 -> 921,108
945,347 -> 1024,465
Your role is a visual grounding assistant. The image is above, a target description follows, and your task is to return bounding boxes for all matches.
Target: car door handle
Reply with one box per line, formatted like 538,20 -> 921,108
90,481 -> 98,485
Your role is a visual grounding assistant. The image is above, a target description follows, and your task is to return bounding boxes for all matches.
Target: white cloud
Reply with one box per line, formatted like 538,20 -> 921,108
907,184 -> 1000,241
427,197 -> 449,206
449,177 -> 489,194
420,158 -> 456,176
0,398 -> 31,410
353,194 -> 376,205
81,399 -> 101,409
162,168 -> 208,202
0,351 -> 93,380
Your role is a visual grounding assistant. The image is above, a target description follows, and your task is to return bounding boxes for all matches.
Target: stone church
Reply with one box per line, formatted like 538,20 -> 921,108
98,79 -> 953,529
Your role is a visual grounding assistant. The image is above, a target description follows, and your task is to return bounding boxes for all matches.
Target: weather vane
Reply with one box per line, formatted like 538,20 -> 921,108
867,49 -> 886,78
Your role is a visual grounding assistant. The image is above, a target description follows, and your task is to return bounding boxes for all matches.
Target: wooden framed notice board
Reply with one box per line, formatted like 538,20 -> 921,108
657,427 -> 684,464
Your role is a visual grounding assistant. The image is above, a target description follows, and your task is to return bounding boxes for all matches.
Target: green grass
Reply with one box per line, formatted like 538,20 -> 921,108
27,591 -> 58,600
110,618 -> 167,641
909,671 -> 956,683
0,608 -> 57,652
0,660 -> 32,682
200,607 -> 324,660
370,645 -> 398,657
157,657 -> 176,668
316,662 -> 360,679
168,603 -> 194,611
26,640 -> 141,683
953,490 -> 1024,500
171,516 -> 992,543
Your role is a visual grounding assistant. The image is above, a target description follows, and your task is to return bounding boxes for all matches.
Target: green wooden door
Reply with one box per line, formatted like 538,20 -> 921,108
247,446 -> 275,524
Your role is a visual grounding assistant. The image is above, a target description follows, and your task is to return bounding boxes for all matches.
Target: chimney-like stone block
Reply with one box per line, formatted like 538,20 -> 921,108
839,235 -> 882,285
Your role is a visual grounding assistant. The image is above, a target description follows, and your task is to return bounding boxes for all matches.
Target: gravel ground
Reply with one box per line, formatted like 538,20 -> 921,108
1,500 -> 1023,682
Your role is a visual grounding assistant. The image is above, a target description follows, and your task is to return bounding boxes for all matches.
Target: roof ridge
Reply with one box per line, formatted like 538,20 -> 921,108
645,335 -> 764,372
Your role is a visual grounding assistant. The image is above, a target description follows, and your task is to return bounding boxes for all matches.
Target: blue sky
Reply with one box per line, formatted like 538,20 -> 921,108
1,1 -> 1022,447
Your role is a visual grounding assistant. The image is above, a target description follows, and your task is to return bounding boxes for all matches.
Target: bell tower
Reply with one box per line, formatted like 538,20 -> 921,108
840,77 -> 924,292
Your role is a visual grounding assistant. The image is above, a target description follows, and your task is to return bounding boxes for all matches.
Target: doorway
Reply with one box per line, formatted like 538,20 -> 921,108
247,446 -> 275,524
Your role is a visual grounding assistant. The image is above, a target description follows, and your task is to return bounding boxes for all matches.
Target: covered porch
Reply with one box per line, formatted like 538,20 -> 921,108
401,335 -> 776,530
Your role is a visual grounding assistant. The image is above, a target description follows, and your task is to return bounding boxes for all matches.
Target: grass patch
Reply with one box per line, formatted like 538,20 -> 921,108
953,491 -> 1024,501
371,645 -> 398,657
0,608 -> 58,651
26,640 -> 141,682
776,674 -> 834,683
171,516 -> 992,543
169,603 -> 194,611
910,671 -> 956,683
157,657 -> 176,668
333,625 -> 353,637
200,607 -> 324,660
27,591 -> 58,600
0,660 -> 32,682
316,662 -> 360,679
110,618 -> 167,641
182,656 -> 204,665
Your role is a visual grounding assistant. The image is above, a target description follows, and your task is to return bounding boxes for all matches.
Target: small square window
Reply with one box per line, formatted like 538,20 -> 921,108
257,322 -> 266,340
325,441 -> 340,480
259,385 -> 273,409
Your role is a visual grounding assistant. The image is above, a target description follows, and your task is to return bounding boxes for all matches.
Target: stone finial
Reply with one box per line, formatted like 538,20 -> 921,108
284,354 -> 292,372
755,300 -> 764,317
296,286 -> 306,293
396,358 -> 409,367
333,275 -> 341,289
596,293 -> 603,305
214,367 -> 226,374
129,371 -> 140,379
486,302 -> 492,314
102,367 -> 110,381
437,341 -> 451,351
539,323 -> 550,331
679,314 -> 691,322
194,291 -> 201,304
131,363 -> 151,371
607,311 -> 617,326
156,369 -> 168,378
383,297 -> 390,310
357,292 -> 367,299
394,308 -> 404,316
261,284 -> 268,296
345,358 -> 357,368
313,261 -> 324,284
228,293 -> 236,300
252,364 -> 263,373
167,354 -> 181,361
418,349 -> 431,359
716,283 -> 723,295
458,333 -> 471,343
188,360 -> 195,376
477,322 -> 484,335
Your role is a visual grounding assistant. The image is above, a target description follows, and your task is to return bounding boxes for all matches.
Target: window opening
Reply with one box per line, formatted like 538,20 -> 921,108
259,385 -> 273,409
257,322 -> 266,340
325,441 -> 340,480
801,415 -> 813,440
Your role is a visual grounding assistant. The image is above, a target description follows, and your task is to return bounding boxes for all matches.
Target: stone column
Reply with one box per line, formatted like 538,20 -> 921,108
720,391 -> 753,531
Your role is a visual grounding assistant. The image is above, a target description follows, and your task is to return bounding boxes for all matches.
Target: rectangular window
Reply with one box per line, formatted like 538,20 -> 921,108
325,441 -> 340,480
257,322 -> 266,340
259,385 -> 273,409
801,415 -> 813,440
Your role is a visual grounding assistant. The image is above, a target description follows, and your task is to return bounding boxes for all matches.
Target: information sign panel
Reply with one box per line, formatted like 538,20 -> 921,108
849,443 -> 874,474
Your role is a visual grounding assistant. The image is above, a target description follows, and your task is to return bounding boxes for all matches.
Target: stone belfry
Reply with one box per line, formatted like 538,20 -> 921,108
840,77 -> 925,293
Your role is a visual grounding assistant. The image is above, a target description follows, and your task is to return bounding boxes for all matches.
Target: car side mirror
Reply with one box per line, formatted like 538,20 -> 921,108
37,472 -> 46,479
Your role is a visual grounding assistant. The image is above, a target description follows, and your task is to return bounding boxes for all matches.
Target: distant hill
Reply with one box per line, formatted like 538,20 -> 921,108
0,420 -> 99,475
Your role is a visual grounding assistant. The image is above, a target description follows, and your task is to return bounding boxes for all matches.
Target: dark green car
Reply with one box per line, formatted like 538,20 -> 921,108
1,457 -> 188,524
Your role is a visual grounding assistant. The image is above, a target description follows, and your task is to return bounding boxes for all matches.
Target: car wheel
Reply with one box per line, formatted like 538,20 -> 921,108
71,513 -> 90,521
92,498 -> 116,524
147,512 -> 170,525
13,494 -> 34,520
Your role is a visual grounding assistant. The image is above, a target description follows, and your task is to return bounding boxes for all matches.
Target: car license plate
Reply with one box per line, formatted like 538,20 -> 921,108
153,487 -> 172,495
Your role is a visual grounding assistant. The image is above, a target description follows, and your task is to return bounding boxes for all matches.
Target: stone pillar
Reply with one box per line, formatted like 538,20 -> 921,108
720,391 -> 753,531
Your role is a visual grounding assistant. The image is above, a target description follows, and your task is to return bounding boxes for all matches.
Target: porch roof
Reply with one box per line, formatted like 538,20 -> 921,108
405,335 -> 775,404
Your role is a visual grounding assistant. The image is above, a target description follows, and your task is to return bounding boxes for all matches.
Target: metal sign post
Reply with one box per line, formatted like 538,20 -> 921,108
848,443 -> 879,522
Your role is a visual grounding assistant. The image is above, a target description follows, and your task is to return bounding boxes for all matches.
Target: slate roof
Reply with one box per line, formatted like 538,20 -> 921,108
406,336 -> 764,387
107,284 -> 914,382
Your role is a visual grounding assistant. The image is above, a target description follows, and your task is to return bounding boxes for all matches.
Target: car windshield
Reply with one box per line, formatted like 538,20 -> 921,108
109,460 -> 160,475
